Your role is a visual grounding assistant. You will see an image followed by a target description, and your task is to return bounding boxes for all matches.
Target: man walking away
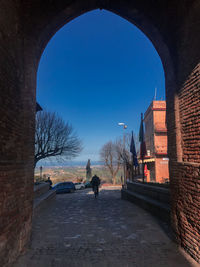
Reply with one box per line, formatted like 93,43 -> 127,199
46,176 -> 53,189
91,175 -> 101,197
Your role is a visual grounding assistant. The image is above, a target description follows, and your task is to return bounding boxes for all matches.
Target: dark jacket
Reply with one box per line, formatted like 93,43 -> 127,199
91,175 -> 100,187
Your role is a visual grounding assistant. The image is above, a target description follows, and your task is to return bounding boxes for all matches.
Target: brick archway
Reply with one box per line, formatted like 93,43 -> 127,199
0,1 -> 199,265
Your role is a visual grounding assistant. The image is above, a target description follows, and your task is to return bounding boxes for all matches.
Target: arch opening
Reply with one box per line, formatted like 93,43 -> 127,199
36,9 -> 167,175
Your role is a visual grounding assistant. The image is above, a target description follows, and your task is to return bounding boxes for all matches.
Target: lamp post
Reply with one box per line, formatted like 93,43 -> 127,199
118,122 -> 127,187
40,166 -> 43,181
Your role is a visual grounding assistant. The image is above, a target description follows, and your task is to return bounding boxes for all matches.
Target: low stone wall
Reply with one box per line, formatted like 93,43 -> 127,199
121,182 -> 170,223
34,183 -> 50,198
33,183 -> 56,217
33,190 -> 56,217
127,182 -> 170,204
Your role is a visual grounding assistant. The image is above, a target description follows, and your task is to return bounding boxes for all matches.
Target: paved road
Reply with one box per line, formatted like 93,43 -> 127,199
14,187 -> 196,267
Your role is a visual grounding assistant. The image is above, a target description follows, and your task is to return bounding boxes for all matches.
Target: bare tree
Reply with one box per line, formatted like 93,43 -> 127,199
100,141 -> 121,184
115,132 -> 139,180
116,132 -> 139,164
35,111 -> 82,167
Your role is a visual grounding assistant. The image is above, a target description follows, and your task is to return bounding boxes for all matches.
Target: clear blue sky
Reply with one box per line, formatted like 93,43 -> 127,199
37,9 -> 165,163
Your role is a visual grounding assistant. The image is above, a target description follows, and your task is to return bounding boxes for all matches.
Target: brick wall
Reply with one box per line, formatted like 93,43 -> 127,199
179,63 -> 200,163
0,2 -> 36,265
154,134 -> 168,154
155,158 -> 169,183
170,161 -> 200,262
168,0 -> 200,258
169,63 -> 200,262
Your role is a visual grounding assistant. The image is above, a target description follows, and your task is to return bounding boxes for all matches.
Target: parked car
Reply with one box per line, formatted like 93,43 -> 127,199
52,182 -> 75,194
84,181 -> 92,188
74,182 -> 85,190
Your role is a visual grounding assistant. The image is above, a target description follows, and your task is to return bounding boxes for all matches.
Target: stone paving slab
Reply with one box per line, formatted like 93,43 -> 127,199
14,188 -> 198,267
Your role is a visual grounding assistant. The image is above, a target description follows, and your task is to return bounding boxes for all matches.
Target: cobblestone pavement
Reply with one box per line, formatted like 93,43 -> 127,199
14,187 -> 197,267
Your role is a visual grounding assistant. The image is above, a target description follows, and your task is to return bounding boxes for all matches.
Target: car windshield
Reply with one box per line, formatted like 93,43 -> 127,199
53,182 -> 74,187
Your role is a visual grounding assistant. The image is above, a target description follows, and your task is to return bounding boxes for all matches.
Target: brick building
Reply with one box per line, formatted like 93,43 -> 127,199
143,101 -> 169,183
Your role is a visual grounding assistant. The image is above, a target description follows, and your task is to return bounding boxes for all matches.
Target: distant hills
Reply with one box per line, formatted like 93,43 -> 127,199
36,161 -> 104,167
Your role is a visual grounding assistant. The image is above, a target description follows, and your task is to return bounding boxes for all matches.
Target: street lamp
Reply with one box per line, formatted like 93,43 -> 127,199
118,122 -> 127,129
118,122 -> 127,187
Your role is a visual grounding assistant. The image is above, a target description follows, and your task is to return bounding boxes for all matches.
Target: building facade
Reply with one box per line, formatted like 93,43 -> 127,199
143,101 -> 169,183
